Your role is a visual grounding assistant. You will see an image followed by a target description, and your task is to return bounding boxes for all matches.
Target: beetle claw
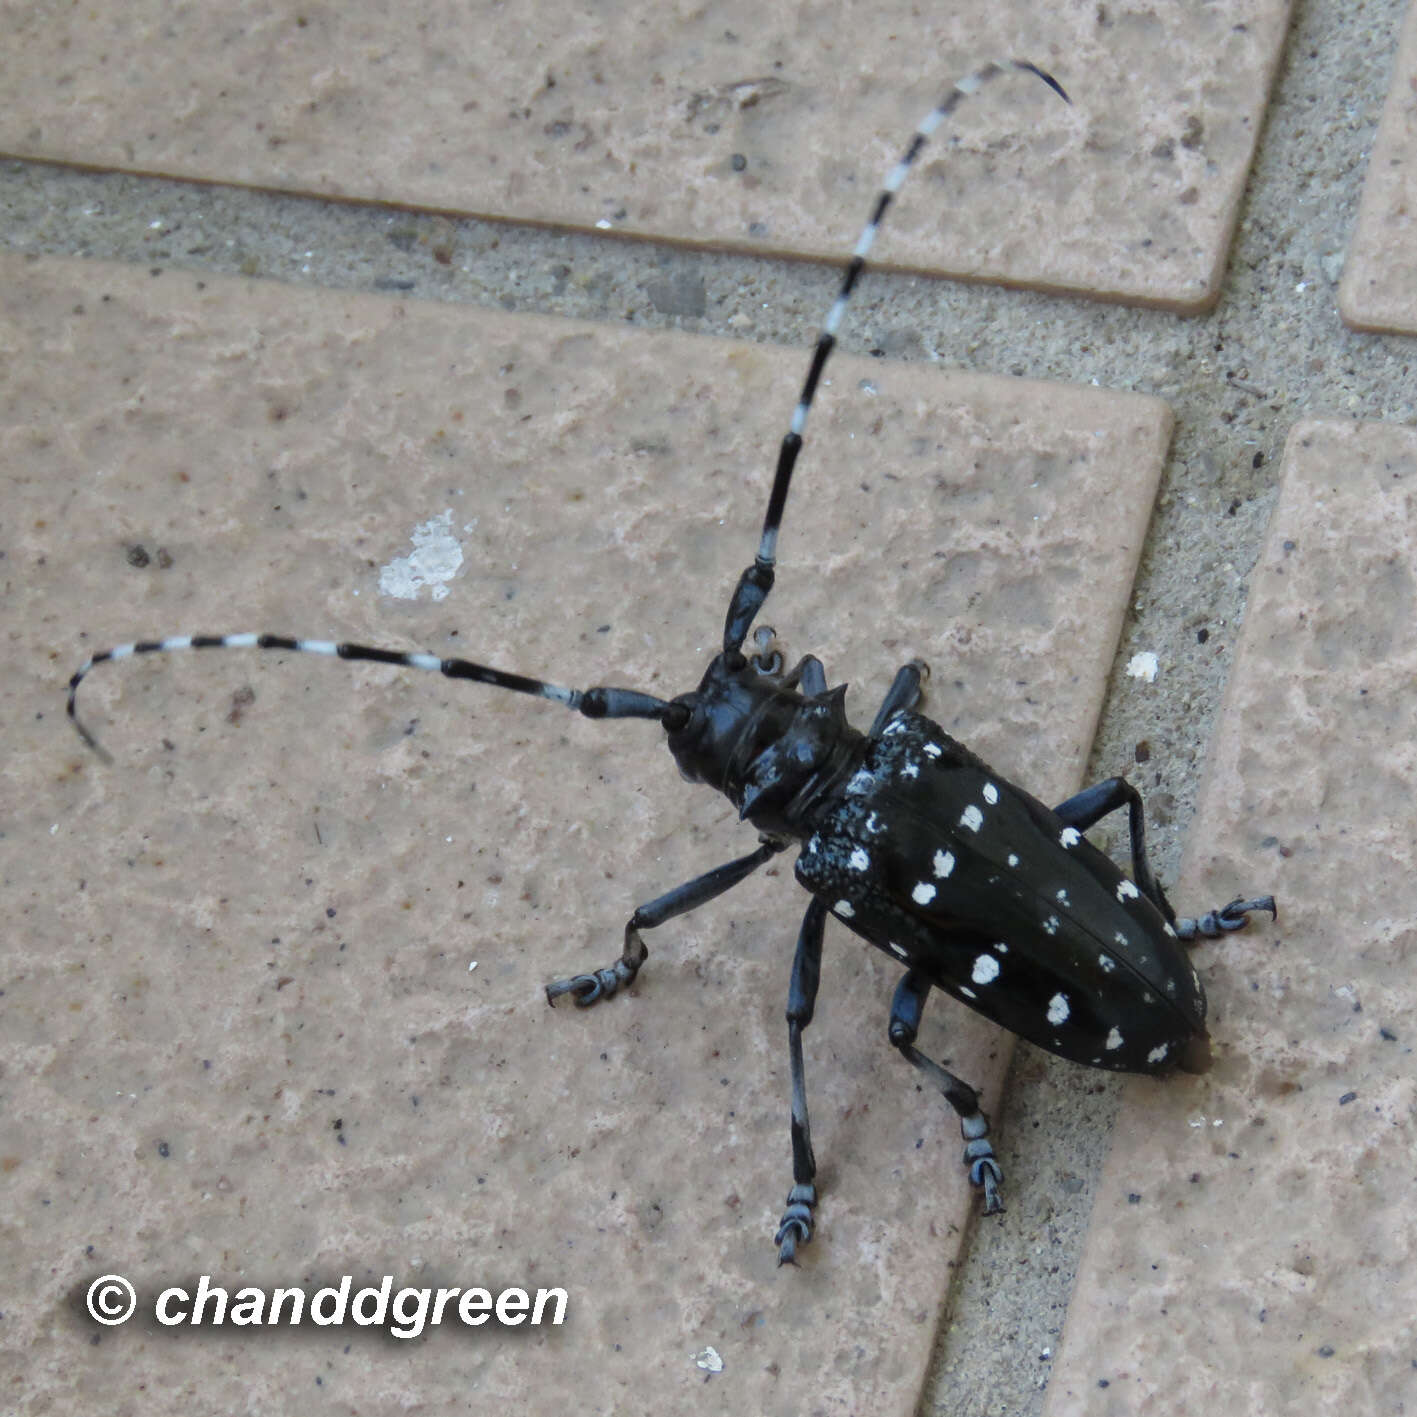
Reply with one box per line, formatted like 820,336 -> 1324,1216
1175,894 -> 1278,940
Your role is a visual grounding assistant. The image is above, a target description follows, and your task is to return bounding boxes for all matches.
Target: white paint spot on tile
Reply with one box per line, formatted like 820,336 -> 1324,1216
379,509 -> 464,601
1126,650 -> 1159,683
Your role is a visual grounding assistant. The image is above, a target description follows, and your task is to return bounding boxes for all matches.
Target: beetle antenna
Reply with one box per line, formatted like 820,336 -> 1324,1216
67,634 -> 676,759
721,59 -> 1070,655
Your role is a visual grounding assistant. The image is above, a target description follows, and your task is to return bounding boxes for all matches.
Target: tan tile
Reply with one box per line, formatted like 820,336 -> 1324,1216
1340,3 -> 1417,333
3,252 -> 1168,1413
1045,419 -> 1417,1416
0,2 -> 1288,309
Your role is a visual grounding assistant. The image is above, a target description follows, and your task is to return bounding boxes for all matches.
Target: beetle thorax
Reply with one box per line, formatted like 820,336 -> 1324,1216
665,653 -> 864,836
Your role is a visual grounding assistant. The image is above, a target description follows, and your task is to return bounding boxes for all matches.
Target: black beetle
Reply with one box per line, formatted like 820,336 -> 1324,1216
68,59 -> 1275,1263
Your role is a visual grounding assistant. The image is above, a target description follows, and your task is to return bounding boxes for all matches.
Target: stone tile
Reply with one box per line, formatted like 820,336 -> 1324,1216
1045,419 -> 1417,1415
3,252 -> 1169,1413
1340,1 -> 1417,333
0,1 -> 1288,308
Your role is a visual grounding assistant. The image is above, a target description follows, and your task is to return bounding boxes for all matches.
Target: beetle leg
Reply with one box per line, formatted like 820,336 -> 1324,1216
1051,776 -> 1174,916
790,655 -> 829,697
546,839 -> 787,1006
775,897 -> 828,1266
868,659 -> 930,736
1053,778 -> 1277,940
888,969 -> 1004,1214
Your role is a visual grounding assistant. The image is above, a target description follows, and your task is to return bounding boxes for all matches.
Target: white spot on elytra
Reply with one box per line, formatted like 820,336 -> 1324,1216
1097,954 -> 1116,972
933,849 -> 955,878
884,716 -> 908,735
1117,879 -> 1140,902
1163,921 -> 1178,938
1007,853 -> 1020,868
1060,827 -> 1081,848
849,848 -> 870,872
960,805 -> 984,833
865,812 -> 884,834
1105,1027 -> 1124,1051
994,941 -> 1008,953
923,742 -> 942,758
1047,993 -> 1070,1024
834,900 -> 855,918
959,985 -> 976,999
901,762 -> 919,779
1114,931 -> 1130,949
846,771 -> 873,795
1056,888 -> 1071,906
1147,1043 -> 1170,1064
982,783 -> 999,805
1042,914 -> 1060,935
972,954 -> 1000,984
379,509 -> 464,602
912,881 -> 936,905
888,941 -> 909,960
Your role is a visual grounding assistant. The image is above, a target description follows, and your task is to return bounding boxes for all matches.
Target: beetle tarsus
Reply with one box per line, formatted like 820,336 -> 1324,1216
545,936 -> 647,1008
962,1113 -> 1005,1214
775,1184 -> 817,1266
1175,895 -> 1277,941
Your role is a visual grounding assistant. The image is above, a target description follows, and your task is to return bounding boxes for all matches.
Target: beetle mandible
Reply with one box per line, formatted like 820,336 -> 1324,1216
68,59 -> 1276,1264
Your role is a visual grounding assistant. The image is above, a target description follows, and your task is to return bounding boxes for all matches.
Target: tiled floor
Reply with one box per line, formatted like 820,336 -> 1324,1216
1,0 -> 1293,309
1341,1 -> 1417,332
1047,418 -> 1417,1415
2,1 -> 1414,1414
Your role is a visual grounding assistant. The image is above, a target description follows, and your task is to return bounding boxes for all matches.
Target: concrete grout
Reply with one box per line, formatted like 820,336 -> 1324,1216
2,0 -> 1412,1411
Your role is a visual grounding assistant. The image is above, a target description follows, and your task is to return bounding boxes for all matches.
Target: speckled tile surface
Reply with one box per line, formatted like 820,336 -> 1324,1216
0,0 -> 1289,308
2,252 -> 1170,1415
1340,0 -> 1417,333
1044,419 -> 1417,1415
